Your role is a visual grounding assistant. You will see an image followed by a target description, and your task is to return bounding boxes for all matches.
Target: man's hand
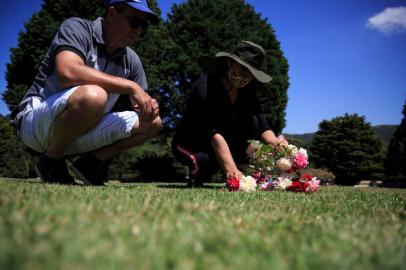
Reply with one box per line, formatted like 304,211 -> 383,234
129,89 -> 160,121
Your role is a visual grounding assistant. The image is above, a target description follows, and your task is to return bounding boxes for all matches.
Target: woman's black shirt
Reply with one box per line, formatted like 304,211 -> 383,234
173,73 -> 272,154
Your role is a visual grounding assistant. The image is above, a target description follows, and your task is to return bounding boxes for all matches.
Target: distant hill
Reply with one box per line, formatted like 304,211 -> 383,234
285,125 -> 399,149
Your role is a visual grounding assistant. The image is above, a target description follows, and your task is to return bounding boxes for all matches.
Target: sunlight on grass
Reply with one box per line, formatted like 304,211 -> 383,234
0,178 -> 405,269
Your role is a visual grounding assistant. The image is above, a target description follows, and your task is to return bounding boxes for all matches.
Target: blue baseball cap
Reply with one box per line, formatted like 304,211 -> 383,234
106,0 -> 159,25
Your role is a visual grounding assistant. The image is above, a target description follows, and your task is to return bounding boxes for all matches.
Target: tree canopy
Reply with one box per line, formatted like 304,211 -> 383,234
166,0 -> 289,132
3,0 -> 289,133
310,113 -> 384,185
384,101 -> 406,182
1,0 -> 289,180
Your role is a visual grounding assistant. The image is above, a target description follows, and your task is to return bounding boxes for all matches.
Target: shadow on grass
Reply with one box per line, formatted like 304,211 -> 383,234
157,183 -> 223,190
2,178 -> 42,184
1,178 -> 226,190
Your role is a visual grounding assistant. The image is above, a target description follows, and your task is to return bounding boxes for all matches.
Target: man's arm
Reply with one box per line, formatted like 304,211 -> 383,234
55,50 -> 158,121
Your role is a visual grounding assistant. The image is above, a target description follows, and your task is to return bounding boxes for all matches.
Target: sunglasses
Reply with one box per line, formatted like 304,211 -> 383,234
125,15 -> 149,30
116,8 -> 149,30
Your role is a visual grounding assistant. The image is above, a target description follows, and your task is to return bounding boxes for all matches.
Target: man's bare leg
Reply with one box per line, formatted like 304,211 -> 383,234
45,85 -> 108,158
90,116 -> 162,161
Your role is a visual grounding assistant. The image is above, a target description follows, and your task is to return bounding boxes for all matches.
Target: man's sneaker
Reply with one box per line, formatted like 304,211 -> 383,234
70,155 -> 109,186
35,155 -> 75,185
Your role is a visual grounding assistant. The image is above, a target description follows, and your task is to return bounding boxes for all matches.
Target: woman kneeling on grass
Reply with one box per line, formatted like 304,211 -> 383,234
172,41 -> 286,187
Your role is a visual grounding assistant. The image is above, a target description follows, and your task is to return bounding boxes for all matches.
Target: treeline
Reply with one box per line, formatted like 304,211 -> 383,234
2,0 -> 289,181
287,125 -> 398,149
2,109 -> 405,185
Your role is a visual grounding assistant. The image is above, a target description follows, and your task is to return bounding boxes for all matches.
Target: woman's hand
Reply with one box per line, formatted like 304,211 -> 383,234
277,134 -> 288,146
261,130 -> 289,149
226,169 -> 243,180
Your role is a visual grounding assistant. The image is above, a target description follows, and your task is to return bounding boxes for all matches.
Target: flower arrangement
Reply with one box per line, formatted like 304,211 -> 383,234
226,137 -> 320,193
226,175 -> 257,192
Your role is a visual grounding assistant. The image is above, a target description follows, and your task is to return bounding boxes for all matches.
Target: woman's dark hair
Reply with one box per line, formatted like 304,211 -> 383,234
212,58 -> 228,77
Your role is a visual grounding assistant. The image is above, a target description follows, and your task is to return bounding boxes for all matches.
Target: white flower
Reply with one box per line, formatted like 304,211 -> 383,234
287,144 -> 298,155
275,177 -> 292,190
239,175 -> 257,192
297,148 -> 308,159
276,158 -> 292,171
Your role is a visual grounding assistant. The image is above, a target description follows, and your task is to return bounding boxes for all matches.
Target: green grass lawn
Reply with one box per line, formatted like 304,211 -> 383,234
0,178 -> 405,270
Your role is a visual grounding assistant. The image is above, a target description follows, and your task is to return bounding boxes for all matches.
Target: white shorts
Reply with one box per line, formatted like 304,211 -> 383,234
19,87 -> 139,155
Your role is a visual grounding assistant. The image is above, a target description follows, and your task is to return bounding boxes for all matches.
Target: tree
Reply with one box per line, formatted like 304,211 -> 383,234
310,114 -> 384,185
3,0 -> 289,132
1,0 -> 290,180
166,0 -> 289,133
384,101 -> 406,183
3,0 -> 106,112
1,0 -> 171,179
0,116 -> 32,178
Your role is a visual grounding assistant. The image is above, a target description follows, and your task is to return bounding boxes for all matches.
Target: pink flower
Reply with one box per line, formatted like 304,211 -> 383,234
293,152 -> 308,170
305,178 -> 320,193
260,182 -> 273,191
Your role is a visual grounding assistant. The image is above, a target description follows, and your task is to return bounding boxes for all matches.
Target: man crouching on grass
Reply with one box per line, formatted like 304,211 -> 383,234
10,0 -> 162,186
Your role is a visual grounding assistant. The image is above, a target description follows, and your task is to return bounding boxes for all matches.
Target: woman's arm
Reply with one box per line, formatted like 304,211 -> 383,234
261,129 -> 278,145
211,133 -> 242,179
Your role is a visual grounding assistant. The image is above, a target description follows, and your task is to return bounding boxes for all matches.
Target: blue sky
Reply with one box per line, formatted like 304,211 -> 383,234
0,0 -> 405,134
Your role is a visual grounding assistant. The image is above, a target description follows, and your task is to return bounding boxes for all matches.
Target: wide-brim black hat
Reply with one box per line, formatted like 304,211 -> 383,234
199,41 -> 272,83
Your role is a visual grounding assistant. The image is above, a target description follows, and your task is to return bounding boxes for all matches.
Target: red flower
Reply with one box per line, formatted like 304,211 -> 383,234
288,181 -> 310,192
251,171 -> 265,184
252,171 -> 261,180
226,177 -> 240,191
301,174 -> 313,181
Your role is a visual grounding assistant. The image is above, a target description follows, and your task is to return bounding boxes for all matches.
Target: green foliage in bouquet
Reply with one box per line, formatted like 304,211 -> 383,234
248,140 -> 280,176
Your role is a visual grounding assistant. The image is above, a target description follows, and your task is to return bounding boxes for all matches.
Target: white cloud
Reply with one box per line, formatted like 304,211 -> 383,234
366,6 -> 406,34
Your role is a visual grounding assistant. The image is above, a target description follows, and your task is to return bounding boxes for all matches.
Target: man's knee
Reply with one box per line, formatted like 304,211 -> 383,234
145,117 -> 162,138
151,117 -> 163,135
69,85 -> 108,114
132,116 -> 162,138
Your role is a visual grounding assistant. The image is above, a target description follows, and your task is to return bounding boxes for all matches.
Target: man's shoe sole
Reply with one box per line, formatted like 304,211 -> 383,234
68,159 -> 104,186
35,164 -> 50,183
69,164 -> 94,186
